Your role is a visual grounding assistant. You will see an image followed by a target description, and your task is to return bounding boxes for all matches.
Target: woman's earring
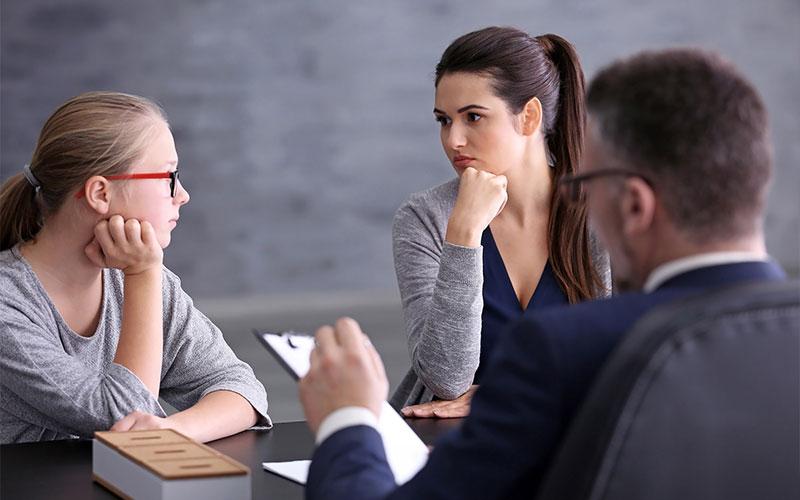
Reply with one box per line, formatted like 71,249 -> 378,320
546,146 -> 556,168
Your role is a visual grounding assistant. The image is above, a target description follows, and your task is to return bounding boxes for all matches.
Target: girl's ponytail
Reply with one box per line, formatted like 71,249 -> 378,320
0,172 -> 43,251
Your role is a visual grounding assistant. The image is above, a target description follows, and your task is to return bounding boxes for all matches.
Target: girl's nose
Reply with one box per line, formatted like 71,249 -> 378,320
175,180 -> 190,205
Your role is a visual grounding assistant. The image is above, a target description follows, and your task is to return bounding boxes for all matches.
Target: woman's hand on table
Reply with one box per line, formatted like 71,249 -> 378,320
401,385 -> 478,418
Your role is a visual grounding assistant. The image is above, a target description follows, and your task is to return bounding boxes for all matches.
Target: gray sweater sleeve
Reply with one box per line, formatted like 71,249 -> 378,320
158,269 -> 270,425
392,180 -> 484,400
0,296 -> 164,439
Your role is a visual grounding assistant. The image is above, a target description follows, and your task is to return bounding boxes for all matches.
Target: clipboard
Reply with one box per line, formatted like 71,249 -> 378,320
252,329 -> 430,484
253,330 -> 315,380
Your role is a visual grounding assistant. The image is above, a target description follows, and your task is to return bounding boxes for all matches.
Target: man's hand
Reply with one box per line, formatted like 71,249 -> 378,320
401,385 -> 478,419
299,317 -> 389,435
110,411 -> 176,433
85,214 -> 163,275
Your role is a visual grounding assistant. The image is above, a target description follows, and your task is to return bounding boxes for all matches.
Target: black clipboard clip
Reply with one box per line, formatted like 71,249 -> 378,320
286,332 -> 310,348
252,329 -> 313,380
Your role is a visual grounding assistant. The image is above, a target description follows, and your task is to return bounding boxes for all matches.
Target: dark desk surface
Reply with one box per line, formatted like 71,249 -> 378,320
1,418 -> 462,500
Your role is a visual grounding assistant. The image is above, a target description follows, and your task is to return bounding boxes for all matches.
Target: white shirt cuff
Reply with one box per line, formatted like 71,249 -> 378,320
316,406 -> 379,445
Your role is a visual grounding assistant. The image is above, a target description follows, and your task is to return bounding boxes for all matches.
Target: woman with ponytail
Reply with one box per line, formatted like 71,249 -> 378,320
392,27 -> 610,415
0,92 -> 269,444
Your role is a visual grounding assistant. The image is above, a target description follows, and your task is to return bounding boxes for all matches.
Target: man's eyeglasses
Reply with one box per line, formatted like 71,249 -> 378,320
559,168 -> 652,203
75,170 -> 180,199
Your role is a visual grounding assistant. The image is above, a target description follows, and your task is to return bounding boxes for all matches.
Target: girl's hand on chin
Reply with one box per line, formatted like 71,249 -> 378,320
84,215 -> 163,275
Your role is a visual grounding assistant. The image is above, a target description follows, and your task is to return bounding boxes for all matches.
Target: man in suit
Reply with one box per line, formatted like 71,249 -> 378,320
298,48 -> 786,500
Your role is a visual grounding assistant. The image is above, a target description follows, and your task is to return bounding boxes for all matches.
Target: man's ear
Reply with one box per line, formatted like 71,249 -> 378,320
520,97 -> 543,136
82,176 -> 112,215
619,177 -> 656,239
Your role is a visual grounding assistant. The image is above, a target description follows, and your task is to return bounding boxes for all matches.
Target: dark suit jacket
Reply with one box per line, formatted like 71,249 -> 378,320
306,261 -> 786,500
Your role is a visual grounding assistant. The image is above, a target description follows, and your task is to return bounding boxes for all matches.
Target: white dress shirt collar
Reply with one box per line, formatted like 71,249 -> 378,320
643,251 -> 769,293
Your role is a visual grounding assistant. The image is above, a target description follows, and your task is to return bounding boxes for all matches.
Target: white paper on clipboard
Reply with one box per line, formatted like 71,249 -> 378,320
254,331 -> 429,485
256,331 -> 315,380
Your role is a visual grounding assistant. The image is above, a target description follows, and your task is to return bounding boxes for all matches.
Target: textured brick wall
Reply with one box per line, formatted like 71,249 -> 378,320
2,0 -> 798,300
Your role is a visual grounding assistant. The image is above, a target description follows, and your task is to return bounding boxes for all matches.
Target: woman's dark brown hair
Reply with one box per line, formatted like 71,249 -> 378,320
435,26 -> 603,302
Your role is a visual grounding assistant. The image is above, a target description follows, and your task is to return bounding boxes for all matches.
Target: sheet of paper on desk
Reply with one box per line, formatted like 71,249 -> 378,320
262,403 -> 428,486
256,332 -> 429,485
262,460 -> 309,484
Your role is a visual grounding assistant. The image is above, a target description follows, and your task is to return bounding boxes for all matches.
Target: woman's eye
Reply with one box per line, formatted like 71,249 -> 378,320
467,112 -> 482,122
435,115 -> 450,127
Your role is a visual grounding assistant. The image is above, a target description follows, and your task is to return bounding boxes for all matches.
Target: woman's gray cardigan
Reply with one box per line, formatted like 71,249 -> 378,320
389,179 -> 611,409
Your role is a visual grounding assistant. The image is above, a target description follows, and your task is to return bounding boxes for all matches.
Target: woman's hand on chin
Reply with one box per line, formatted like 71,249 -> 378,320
446,168 -> 508,247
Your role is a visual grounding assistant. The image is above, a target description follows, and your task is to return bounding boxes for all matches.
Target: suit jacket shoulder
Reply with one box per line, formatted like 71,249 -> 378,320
308,261 -> 786,500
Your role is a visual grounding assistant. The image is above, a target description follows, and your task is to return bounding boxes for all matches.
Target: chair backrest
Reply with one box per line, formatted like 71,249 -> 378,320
537,280 -> 800,500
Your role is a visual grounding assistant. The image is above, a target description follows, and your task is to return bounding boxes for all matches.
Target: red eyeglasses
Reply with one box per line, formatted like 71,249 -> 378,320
75,170 -> 180,198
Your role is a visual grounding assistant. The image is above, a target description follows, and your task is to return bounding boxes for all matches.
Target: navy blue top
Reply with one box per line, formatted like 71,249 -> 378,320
474,228 -> 568,383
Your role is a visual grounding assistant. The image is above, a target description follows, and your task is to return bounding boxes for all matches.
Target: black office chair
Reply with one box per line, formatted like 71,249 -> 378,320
537,280 -> 800,500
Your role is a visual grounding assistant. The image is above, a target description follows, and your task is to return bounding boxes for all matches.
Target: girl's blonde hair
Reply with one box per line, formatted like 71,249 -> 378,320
0,91 -> 167,251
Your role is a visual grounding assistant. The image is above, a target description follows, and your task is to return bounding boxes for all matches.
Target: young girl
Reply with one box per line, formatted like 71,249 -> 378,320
392,27 -> 611,416
0,91 -> 269,444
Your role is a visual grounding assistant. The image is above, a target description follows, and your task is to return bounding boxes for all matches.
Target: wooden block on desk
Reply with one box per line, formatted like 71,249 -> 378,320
93,429 -> 250,499
94,429 -> 187,447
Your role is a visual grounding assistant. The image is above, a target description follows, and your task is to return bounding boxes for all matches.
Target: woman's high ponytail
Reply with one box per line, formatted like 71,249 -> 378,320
537,34 -> 603,302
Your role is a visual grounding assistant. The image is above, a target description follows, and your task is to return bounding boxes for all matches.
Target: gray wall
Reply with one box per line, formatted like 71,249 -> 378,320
3,0 -> 799,303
